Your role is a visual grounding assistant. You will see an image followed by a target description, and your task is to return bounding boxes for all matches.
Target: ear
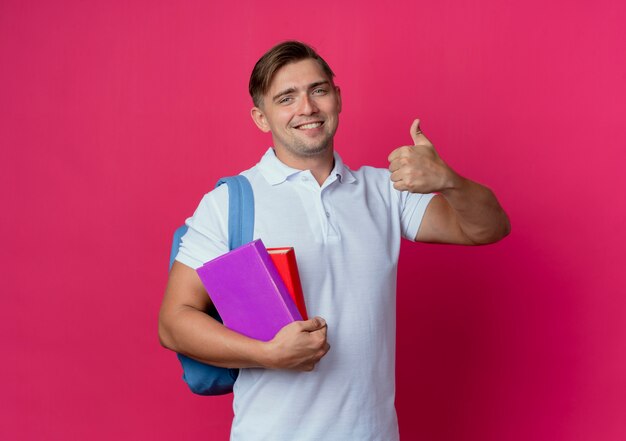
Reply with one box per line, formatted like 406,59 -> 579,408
250,106 -> 271,133
335,86 -> 342,114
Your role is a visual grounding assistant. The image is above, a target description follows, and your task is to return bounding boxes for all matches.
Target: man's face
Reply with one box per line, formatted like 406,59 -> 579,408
251,58 -> 341,158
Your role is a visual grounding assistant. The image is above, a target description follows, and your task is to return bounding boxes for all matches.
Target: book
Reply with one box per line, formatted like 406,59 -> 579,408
196,239 -> 303,341
267,247 -> 308,320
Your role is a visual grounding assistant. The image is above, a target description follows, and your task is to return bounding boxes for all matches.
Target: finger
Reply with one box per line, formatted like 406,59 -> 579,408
388,159 -> 402,173
390,169 -> 404,182
317,344 -> 330,359
387,148 -> 401,163
387,146 -> 411,162
299,316 -> 326,332
391,172 -> 411,191
311,325 -> 328,338
315,343 -> 330,361
392,180 -> 408,191
409,118 -> 432,146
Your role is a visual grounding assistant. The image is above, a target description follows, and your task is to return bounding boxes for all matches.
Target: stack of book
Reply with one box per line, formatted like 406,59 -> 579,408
196,239 -> 308,342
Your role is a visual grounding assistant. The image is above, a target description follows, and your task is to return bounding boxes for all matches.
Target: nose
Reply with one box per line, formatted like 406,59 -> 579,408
298,93 -> 318,115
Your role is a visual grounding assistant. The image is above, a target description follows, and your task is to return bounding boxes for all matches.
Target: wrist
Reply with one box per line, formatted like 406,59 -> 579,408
441,168 -> 464,193
253,340 -> 276,369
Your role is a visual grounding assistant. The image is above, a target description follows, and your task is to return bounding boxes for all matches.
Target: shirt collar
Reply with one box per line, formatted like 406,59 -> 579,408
257,148 -> 357,186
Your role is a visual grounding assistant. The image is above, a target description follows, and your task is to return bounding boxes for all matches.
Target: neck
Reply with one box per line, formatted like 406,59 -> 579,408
273,147 -> 335,186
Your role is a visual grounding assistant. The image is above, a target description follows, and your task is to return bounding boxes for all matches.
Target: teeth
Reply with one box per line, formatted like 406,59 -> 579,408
298,122 -> 322,129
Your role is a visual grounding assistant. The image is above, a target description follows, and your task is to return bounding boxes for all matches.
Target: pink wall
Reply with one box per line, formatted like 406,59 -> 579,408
2,1 -> 625,439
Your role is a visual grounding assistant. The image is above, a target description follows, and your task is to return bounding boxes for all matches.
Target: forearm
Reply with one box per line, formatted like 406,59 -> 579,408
159,305 -> 269,369
390,118 -> 510,245
440,174 -> 510,244
159,261 -> 330,371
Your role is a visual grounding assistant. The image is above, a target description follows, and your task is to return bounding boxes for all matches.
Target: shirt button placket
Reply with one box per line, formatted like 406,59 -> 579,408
321,190 -> 339,240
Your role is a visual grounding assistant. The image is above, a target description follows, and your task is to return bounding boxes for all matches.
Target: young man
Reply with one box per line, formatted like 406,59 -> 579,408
159,41 -> 509,440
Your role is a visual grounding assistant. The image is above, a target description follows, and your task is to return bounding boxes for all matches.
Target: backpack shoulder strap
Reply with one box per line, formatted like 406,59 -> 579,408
169,225 -> 189,270
215,175 -> 255,250
169,175 -> 254,270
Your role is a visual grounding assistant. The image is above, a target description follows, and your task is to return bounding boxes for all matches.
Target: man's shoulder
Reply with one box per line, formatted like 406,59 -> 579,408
204,163 -> 264,196
194,167 -> 258,213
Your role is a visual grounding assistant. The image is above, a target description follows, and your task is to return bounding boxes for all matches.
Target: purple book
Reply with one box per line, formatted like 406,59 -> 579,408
196,239 -> 303,342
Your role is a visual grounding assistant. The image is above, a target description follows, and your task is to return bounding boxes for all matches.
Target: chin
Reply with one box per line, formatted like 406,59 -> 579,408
291,135 -> 334,156
291,143 -> 331,157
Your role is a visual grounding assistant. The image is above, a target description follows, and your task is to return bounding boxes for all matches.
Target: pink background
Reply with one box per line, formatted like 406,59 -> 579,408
2,0 -> 625,439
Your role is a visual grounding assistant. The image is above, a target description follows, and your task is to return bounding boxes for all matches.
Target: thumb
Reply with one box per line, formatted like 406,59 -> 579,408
299,316 -> 327,332
409,118 -> 431,146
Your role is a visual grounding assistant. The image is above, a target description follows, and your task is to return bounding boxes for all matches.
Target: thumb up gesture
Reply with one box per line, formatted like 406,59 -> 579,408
388,119 -> 457,194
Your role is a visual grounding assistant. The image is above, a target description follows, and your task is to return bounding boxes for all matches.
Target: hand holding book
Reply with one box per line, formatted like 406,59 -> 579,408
262,317 -> 330,371
196,239 -> 329,371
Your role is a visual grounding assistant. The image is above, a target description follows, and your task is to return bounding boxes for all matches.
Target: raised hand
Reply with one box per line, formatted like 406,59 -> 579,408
264,316 -> 330,371
388,119 -> 458,194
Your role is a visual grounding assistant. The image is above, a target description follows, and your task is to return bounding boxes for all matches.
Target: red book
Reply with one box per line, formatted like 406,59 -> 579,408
267,247 -> 308,320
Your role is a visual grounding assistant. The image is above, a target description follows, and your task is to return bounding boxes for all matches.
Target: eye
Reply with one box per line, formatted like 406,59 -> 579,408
313,88 -> 328,95
278,96 -> 293,104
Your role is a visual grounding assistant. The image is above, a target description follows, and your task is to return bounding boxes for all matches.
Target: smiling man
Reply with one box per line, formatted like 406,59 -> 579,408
250,56 -> 341,182
252,60 -> 340,150
159,41 -> 510,440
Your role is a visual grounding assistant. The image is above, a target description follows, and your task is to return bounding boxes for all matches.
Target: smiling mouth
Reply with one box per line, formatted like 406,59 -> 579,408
294,121 -> 323,130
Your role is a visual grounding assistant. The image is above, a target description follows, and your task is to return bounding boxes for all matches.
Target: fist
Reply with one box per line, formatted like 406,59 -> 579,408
265,317 -> 330,372
388,119 -> 455,194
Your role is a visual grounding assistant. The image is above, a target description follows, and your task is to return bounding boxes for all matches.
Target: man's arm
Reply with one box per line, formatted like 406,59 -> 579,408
159,260 -> 330,371
389,119 -> 510,245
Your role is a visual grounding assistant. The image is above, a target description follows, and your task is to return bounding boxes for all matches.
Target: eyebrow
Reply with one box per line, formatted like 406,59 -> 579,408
272,81 -> 330,102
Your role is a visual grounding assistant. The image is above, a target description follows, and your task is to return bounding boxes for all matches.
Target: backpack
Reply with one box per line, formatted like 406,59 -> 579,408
168,175 -> 254,395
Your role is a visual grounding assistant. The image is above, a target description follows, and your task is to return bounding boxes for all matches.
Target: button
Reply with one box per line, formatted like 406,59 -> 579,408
325,211 -> 330,218
301,176 -> 309,181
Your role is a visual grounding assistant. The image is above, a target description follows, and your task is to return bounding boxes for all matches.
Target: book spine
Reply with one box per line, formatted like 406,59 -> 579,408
286,250 -> 308,320
253,240 -> 303,321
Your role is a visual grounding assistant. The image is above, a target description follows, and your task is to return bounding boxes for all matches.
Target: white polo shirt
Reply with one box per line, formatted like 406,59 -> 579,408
176,148 -> 434,441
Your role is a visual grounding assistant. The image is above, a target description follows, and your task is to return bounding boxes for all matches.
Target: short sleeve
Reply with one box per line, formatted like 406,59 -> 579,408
175,185 -> 230,269
397,187 -> 435,241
